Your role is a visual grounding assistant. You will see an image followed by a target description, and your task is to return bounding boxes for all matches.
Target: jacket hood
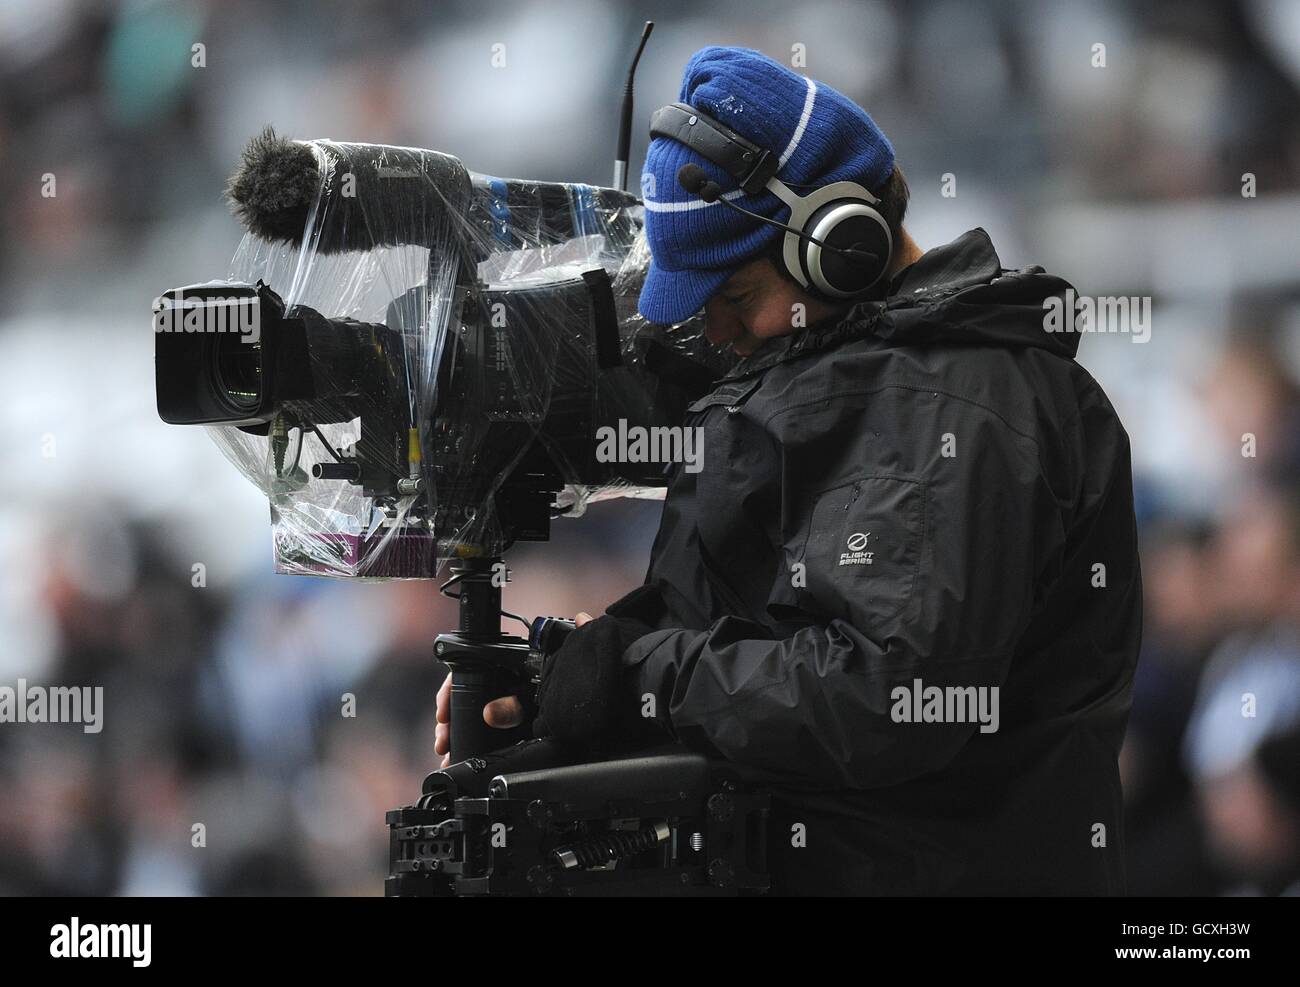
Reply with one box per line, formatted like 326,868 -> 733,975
722,228 -> 1081,381
869,227 -> 1080,359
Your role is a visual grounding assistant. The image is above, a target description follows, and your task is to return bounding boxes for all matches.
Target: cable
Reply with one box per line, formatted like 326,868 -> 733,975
502,610 -> 533,633
288,425 -> 304,475
308,422 -> 345,463
438,571 -> 532,632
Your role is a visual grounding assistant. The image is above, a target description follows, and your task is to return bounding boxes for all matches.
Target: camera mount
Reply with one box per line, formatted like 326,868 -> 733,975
434,555 -> 538,762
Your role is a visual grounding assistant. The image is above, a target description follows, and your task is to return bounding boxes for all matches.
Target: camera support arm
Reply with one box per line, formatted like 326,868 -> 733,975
434,556 -> 538,762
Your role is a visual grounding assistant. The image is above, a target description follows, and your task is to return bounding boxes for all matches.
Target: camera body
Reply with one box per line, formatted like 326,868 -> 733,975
153,269 -> 672,559
155,137 -> 730,576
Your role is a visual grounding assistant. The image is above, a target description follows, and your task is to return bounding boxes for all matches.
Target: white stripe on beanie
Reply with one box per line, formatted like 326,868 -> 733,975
778,77 -> 818,168
643,188 -> 745,213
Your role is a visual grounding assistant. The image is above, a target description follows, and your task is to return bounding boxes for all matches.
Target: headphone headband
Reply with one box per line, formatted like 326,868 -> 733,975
648,102 -> 778,195
648,99 -> 894,302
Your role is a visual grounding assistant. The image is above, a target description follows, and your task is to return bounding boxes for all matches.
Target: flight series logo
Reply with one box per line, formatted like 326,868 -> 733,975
838,532 -> 875,566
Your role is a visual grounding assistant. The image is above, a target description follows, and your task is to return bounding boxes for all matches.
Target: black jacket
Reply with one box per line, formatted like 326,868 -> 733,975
616,228 -> 1142,895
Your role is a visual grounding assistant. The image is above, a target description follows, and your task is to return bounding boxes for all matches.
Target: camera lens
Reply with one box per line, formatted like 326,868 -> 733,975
212,333 -> 263,414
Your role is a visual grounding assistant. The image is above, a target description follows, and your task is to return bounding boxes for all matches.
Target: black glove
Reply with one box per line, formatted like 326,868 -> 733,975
532,613 -> 662,750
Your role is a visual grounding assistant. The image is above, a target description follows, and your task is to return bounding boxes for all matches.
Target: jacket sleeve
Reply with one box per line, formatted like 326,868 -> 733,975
621,391 -> 1068,790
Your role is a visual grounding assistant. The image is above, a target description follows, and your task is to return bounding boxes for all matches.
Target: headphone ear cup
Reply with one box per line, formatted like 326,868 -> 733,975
784,229 -> 813,290
802,199 -> 893,299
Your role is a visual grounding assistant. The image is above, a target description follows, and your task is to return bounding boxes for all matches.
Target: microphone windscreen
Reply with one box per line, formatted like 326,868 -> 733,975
697,180 -> 722,203
225,127 -> 474,254
676,163 -> 707,195
226,127 -> 320,243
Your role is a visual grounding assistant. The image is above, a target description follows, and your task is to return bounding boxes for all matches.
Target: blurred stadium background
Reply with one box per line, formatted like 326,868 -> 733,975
0,0 -> 1297,895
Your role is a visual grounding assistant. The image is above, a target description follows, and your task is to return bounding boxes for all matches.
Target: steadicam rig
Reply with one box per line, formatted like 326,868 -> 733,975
374,552 -> 770,897
386,740 -> 770,896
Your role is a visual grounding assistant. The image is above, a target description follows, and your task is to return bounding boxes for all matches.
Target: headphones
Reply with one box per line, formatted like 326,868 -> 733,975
648,101 -> 893,301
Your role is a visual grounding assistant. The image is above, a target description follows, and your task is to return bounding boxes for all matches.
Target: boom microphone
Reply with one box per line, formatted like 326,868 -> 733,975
225,126 -> 472,254
676,162 -> 722,201
675,163 -> 880,269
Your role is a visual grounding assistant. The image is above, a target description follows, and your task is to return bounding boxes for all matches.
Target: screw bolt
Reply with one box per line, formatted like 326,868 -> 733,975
707,793 -> 734,823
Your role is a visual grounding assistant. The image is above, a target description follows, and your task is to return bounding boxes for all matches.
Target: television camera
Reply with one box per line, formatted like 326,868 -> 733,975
153,22 -> 771,896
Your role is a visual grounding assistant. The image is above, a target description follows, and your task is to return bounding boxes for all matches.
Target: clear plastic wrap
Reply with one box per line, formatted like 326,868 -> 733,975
199,138 -> 731,578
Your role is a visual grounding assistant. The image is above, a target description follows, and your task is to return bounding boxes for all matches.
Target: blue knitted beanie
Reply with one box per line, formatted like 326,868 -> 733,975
637,46 -> 894,325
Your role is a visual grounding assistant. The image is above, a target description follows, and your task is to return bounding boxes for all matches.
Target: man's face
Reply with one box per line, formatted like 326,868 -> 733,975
702,256 -> 844,356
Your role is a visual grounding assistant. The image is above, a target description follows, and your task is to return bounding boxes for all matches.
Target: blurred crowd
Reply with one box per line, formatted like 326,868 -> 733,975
0,0 -> 1298,895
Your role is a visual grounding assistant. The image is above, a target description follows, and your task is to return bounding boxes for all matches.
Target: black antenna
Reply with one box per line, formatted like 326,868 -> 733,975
614,20 -> 654,191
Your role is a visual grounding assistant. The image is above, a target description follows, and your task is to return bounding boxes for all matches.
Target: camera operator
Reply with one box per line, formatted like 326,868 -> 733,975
437,46 -> 1142,896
